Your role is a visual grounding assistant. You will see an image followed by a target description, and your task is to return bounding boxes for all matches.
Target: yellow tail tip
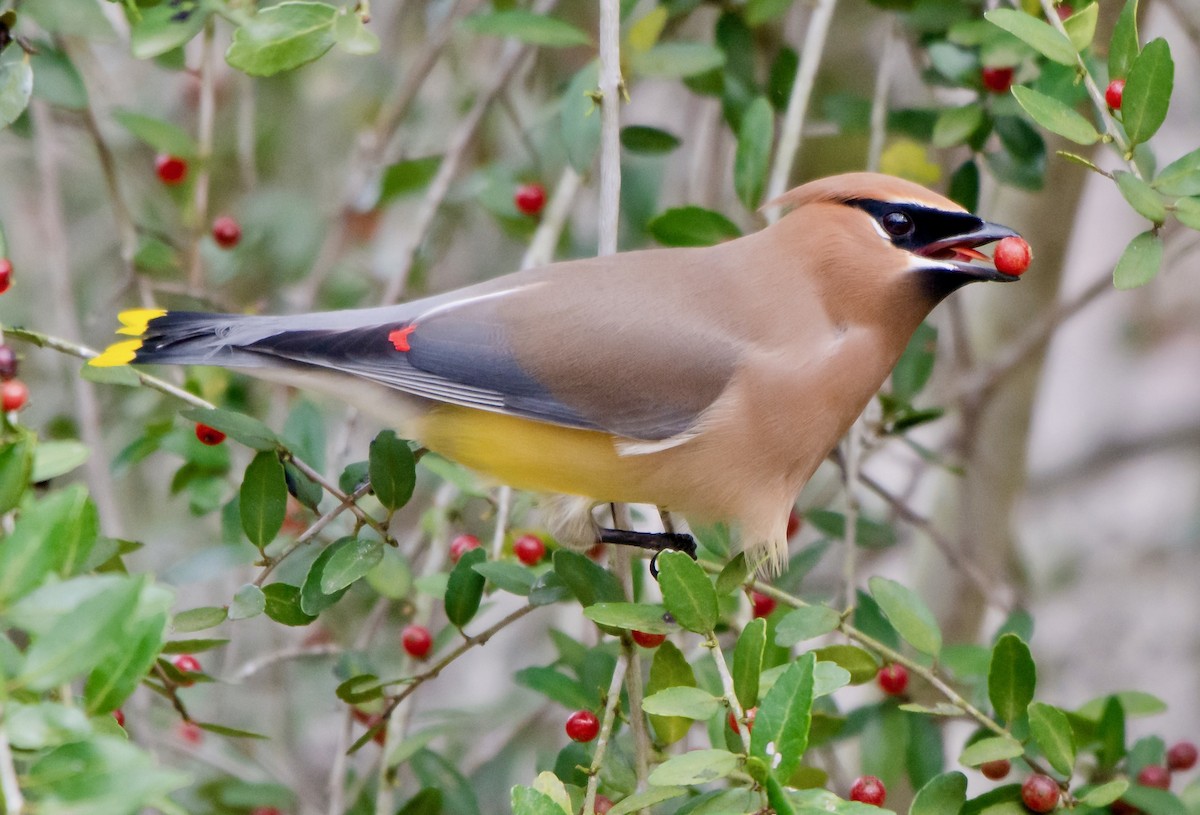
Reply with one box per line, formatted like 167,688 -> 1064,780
116,308 -> 166,337
90,339 -> 142,367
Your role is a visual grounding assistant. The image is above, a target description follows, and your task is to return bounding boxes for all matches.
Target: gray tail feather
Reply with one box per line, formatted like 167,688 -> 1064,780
134,311 -> 280,368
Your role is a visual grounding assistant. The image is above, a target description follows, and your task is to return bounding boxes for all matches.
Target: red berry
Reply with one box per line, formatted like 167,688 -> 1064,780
178,720 -> 203,744
211,215 -> 242,249
849,775 -> 886,807
786,510 -> 801,539
0,346 -> 18,380
513,533 -> 546,565
593,796 -> 614,815
565,710 -> 600,742
994,236 -> 1032,276
1168,741 -> 1198,771
449,534 -> 481,563
195,423 -> 226,445
1,380 -> 27,412
981,66 -> 1015,94
750,591 -> 777,619
401,624 -> 433,660
877,663 -> 909,696
113,709 -> 125,728
250,808 -> 284,815
0,258 -> 11,294
631,630 -> 666,648
981,759 -> 1011,780
1106,79 -> 1125,110
155,154 -> 188,185
514,183 -> 546,216
728,707 -> 756,733
1137,765 -> 1170,790
1054,3 -> 1073,20
172,654 -> 201,685
1021,774 -> 1060,813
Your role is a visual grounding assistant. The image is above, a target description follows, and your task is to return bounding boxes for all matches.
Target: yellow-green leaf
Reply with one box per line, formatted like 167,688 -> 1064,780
984,9 -> 1077,66
1011,86 -> 1099,145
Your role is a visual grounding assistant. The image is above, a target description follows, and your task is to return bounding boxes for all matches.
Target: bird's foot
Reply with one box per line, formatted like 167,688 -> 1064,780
596,528 -> 697,577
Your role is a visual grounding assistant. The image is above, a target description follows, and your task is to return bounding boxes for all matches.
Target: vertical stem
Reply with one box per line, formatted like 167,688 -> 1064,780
597,0 -> 622,256
866,20 -> 899,173
584,654 -> 630,815
0,701 -> 22,814
708,634 -> 751,753
188,18 -> 218,289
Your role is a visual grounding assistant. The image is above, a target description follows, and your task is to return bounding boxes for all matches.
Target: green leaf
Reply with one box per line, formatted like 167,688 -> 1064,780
380,156 -> 442,202
173,606 -> 228,632
561,61 -> 600,174
23,0 -> 115,38
812,644 -> 878,684
1154,148 -> 1200,196
0,430 -> 33,514
933,104 -> 985,149
911,771 -> 968,815
131,4 -> 210,60
1121,786 -> 1187,815
240,451 -> 288,548
262,582 -> 317,626
32,440 -> 89,482
25,736 -> 188,812
746,0 -> 793,25
5,702 -> 91,750
0,56 -> 34,128
891,322 -> 938,402
462,10 -> 591,47
1080,780 -> 1129,808
1108,0 -> 1139,80
1061,3 -> 1098,51
1174,197 -> 1200,231
445,547 -> 487,628
750,652 -> 815,782
621,125 -> 681,155
84,610 -> 167,714
332,8 -> 380,55
514,666 -> 591,710
473,561 -> 535,596
1096,695 -> 1126,771
657,550 -> 718,633
983,9 -> 1077,66
648,206 -> 742,247
812,661 -> 851,698
0,485 -> 96,606
1076,690 -> 1166,719
197,721 -> 269,739
1112,230 -> 1163,289
113,110 -> 198,158
511,786 -> 569,815
320,537 -> 383,594
1123,38 -> 1174,146
226,2 -> 338,77
734,97 -> 773,209
368,430 -> 416,511
1028,702 -> 1076,776
715,552 -> 750,595
552,550 -> 624,607
648,749 -> 739,786
646,641 -> 696,745
988,633 -> 1036,724
805,509 -> 896,549
775,604 -> 840,647
1116,170 -> 1166,224
583,602 -> 672,633
31,48 -> 87,111
1010,86 -> 1099,145
868,576 -> 942,657
958,735 -> 1024,767
631,42 -> 726,79
607,787 -> 688,815
181,407 -> 280,450
732,617 -> 766,709
229,583 -> 266,620
641,686 -> 721,719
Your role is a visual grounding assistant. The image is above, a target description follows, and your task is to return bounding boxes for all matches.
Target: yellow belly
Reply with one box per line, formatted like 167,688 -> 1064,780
417,405 -> 652,502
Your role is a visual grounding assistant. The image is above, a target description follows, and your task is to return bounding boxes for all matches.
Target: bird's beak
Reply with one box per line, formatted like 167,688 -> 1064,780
913,220 -> 1023,283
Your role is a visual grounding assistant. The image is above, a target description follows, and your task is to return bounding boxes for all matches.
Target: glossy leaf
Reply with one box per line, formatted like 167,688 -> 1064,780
774,604 -> 840,647
229,583 -> 266,620
657,551 -> 718,633
332,8 -> 379,55
32,440 -> 89,483
750,652 -> 815,782
583,602 -> 672,633
648,206 -> 742,247
988,633 -> 1036,724
984,9 -> 1077,65
1062,3 -> 1098,51
734,97 -> 773,209
911,771 -> 967,815
462,10 -> 590,47
0,485 -> 96,606
445,547 -> 487,628
641,687 -> 721,719
806,509 -> 896,549
606,787 -> 688,815
381,156 -> 441,202
552,550 -> 624,607
1155,148 -> 1200,196
1029,702 -> 1076,775
173,606 -> 228,632
1096,695 -> 1126,770
300,540 -> 357,614
182,407 -> 280,450
511,786 -> 568,815
1108,0 -> 1139,79
226,2 -> 338,77
1120,786 -> 1186,815
646,641 -> 697,745
131,4 -> 210,59
1116,171 -> 1166,224
715,552 -> 751,595
368,430 -> 415,511
262,582 -> 317,626
240,451 -> 288,548
84,611 -> 167,714
1076,690 -> 1166,719
620,125 -> 681,154
812,661 -> 851,698
113,110 -> 199,158
869,576 -> 942,657
473,561 -> 535,596
514,666 -> 591,709
648,749 -> 739,786
1081,780 -> 1129,808
1011,86 -> 1099,146
812,644 -> 878,684
0,429 -> 33,514
1122,38 -> 1173,146
1112,230 -> 1163,289
959,735 -> 1024,766
320,538 -> 383,594
732,617 -> 766,709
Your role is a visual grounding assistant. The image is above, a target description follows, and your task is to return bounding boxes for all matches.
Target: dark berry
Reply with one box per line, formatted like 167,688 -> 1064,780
1168,741 -> 1198,771
849,775 -> 886,806
0,258 -> 11,294
1021,774 -> 1060,813
631,630 -> 666,648
981,66 -> 1015,94
877,663 -> 909,695
514,183 -> 546,216
1,379 -> 27,412
981,759 -> 1011,780
155,154 -> 188,185
401,624 -> 433,660
195,423 -> 226,445
565,710 -> 600,742
1106,79 -> 1125,110
1137,765 -> 1170,790
513,533 -> 546,565
212,215 -> 242,249
449,534 -> 481,563
750,591 -> 777,619
0,345 -> 18,380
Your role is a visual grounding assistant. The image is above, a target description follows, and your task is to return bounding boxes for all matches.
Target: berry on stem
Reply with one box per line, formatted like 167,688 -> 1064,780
750,591 -> 777,619
981,66 -> 1015,94
401,624 -> 433,660
172,654 -> 201,686
849,776 -> 886,806
994,236 -> 1032,276
1168,741 -> 1198,771
565,710 -> 600,742
0,345 -> 18,380
981,759 -> 1012,780
513,533 -> 546,565
0,258 -> 11,294
877,663 -> 909,695
514,183 -> 546,216
728,707 -> 756,733
1106,79 -> 1125,110
449,534 -> 481,563
1055,3 -> 1073,21
1021,774 -> 1060,813
178,720 -> 203,744
1,380 -> 27,412
631,630 -> 666,648
1137,765 -> 1170,790
195,423 -> 226,445
212,215 -> 242,249
155,154 -> 188,186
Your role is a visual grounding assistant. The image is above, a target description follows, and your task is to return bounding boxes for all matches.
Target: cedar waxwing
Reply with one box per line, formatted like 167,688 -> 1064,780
93,173 -> 1024,571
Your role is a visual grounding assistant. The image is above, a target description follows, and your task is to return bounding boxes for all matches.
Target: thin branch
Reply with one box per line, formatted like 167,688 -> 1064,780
584,653 -> 630,815
521,167 -> 583,269
866,19 -> 900,173
253,482 -> 373,587
764,0 -> 840,224
187,19 -> 218,288
226,643 -> 342,682
0,706 -> 23,815
839,423 -> 862,610
596,0 -> 623,257
708,633 -> 751,754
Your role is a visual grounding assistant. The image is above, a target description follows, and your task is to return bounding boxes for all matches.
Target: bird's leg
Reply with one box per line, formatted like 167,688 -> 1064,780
597,504 -> 698,578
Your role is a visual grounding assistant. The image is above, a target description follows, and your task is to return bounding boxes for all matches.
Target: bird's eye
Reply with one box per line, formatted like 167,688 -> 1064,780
881,210 -> 914,238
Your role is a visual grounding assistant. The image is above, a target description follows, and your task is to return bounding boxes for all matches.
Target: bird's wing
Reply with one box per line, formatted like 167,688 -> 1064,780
243,265 -> 741,442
